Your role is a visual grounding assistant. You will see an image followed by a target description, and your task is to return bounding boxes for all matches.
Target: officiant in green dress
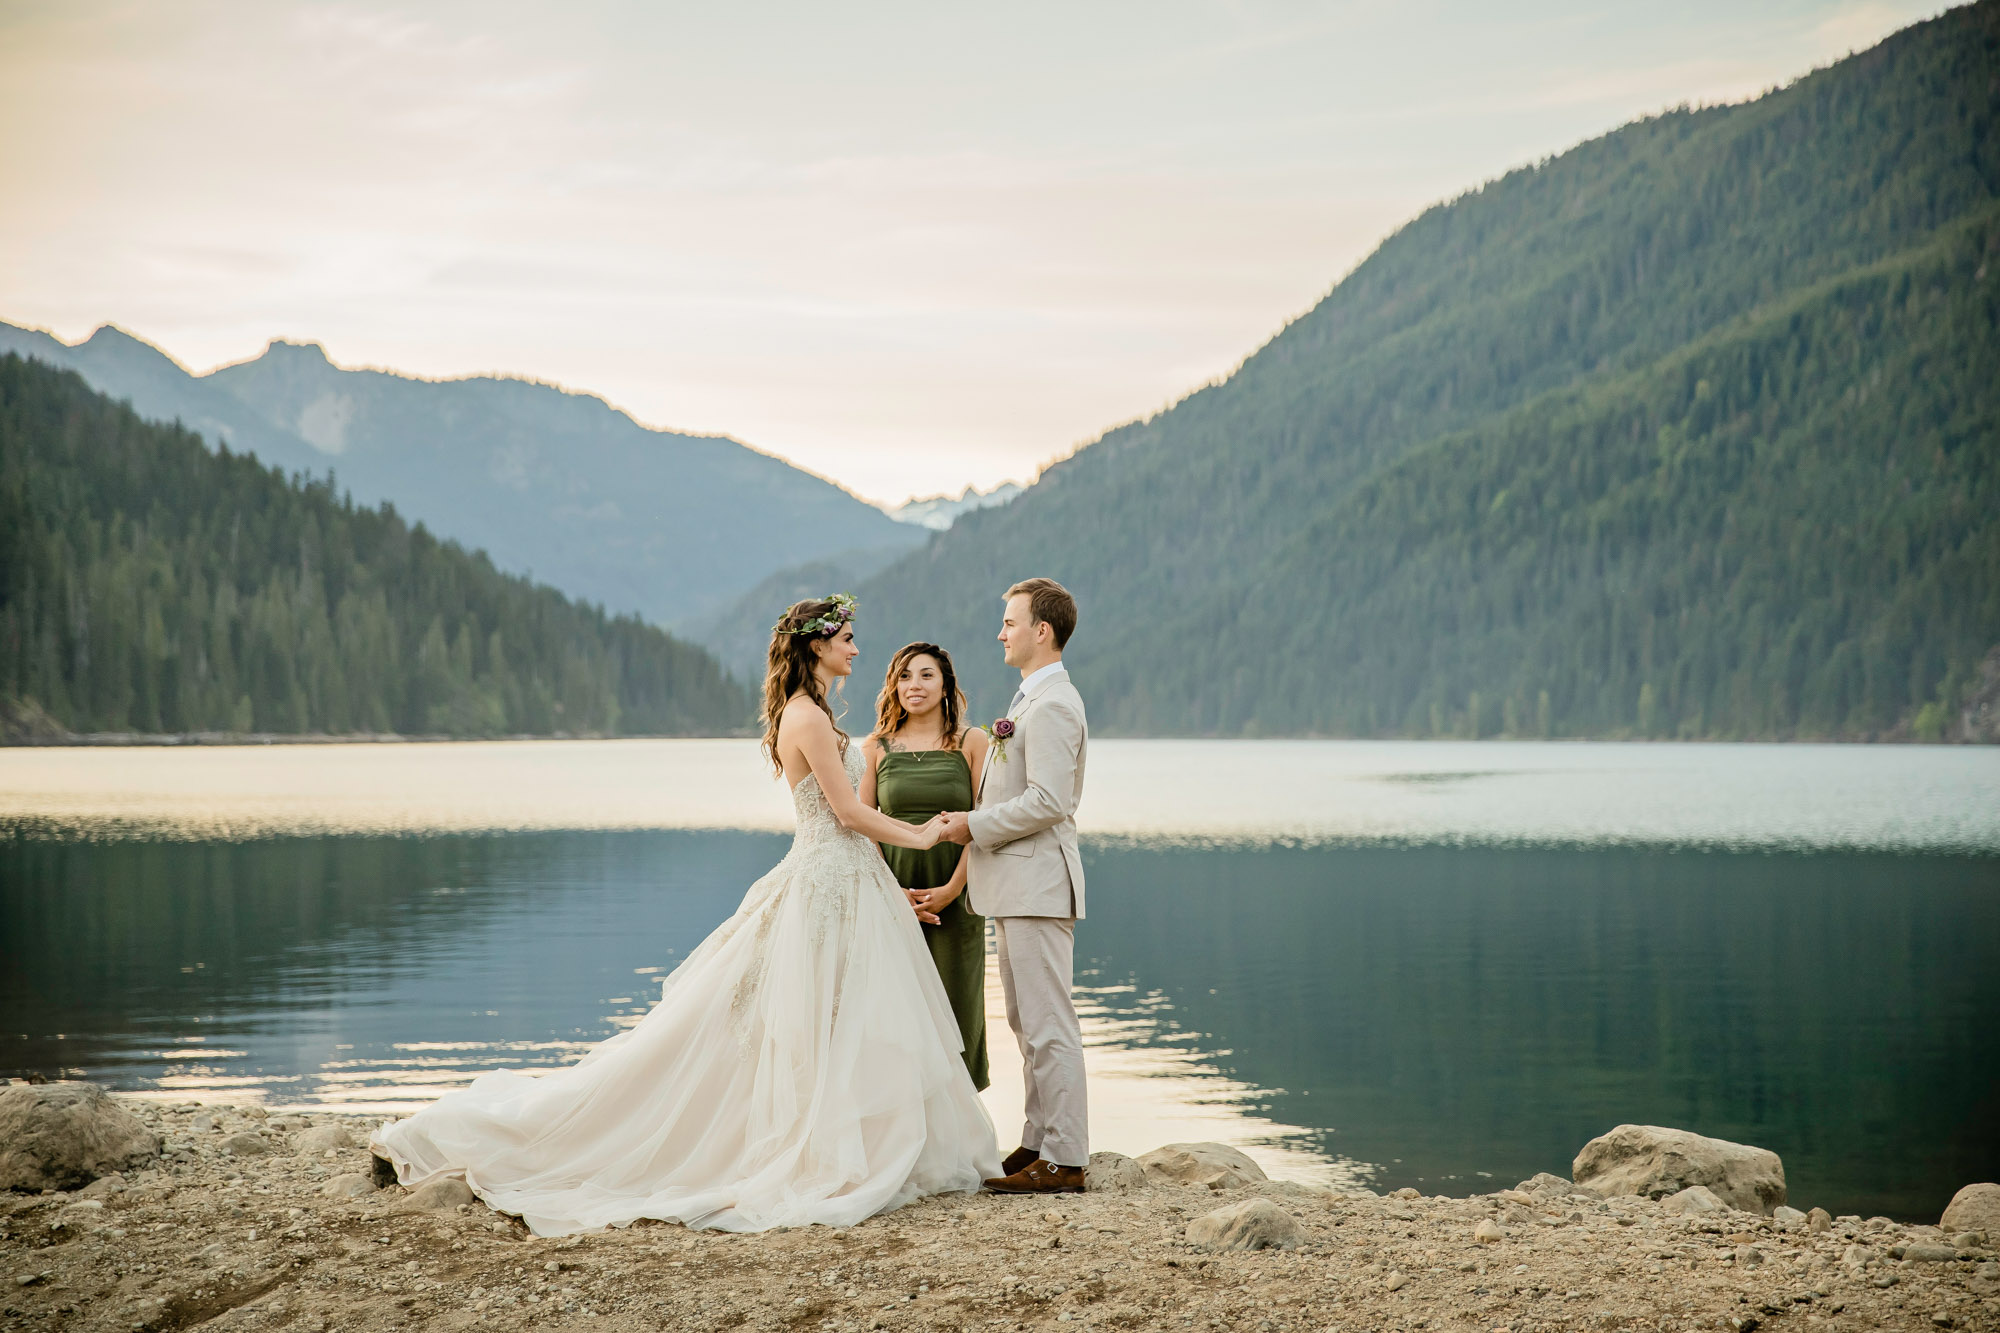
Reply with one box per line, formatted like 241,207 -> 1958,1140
860,642 -> 991,1090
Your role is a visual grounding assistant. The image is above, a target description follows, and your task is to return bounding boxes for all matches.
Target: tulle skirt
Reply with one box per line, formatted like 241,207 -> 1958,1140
370,829 -> 1000,1235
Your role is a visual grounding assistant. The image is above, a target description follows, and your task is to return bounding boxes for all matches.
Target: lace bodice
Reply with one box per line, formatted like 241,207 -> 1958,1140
709,742 -> 893,1037
788,743 -> 868,849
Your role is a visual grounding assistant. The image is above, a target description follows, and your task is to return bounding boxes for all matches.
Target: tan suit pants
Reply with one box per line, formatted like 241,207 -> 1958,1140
993,915 -> 1088,1168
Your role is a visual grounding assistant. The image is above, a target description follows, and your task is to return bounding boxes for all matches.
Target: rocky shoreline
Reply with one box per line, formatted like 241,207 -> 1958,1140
3,1089 -> 1996,1333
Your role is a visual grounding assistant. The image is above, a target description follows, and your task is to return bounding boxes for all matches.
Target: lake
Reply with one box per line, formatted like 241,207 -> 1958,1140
3,739 -> 1996,1221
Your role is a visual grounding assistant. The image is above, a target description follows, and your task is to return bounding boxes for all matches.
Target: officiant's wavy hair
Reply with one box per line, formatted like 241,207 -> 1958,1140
874,642 -> 967,750
762,597 -> 851,775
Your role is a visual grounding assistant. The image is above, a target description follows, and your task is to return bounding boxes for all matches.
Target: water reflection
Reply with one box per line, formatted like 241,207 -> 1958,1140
1079,841 -> 2000,1219
4,826 -> 1994,1218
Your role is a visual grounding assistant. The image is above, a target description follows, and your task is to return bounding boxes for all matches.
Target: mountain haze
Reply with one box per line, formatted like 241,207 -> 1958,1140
0,324 -> 923,627
852,2 -> 2000,740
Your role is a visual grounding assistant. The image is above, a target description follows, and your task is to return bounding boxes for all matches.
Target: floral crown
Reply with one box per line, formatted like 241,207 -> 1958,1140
776,593 -> 857,638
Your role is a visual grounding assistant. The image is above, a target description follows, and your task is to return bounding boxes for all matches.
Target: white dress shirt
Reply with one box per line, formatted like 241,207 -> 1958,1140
1010,660 -> 1068,712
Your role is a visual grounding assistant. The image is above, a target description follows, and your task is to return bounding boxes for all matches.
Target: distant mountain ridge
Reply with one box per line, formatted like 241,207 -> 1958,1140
849,2 -> 2000,740
0,323 -> 924,628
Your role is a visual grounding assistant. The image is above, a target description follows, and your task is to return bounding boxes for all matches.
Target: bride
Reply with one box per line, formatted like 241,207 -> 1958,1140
369,594 -> 1001,1235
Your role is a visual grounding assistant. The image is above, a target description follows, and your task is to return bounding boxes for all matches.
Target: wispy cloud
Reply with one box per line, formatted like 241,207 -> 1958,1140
0,0 -> 1949,501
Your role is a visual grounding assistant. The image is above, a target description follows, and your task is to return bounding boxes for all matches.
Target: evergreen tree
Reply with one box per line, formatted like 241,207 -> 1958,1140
0,356 -> 753,738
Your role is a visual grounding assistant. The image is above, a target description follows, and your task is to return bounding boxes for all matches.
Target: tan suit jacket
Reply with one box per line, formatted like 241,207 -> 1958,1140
966,669 -> 1088,920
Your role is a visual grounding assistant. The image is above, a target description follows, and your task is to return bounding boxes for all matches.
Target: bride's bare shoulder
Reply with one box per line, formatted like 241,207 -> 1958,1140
779,695 -> 833,732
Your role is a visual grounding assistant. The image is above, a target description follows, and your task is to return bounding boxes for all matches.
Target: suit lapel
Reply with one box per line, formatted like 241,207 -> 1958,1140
977,671 -> 1068,804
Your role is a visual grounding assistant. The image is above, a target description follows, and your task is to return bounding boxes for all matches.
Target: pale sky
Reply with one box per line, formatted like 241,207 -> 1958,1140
0,0 -> 1947,503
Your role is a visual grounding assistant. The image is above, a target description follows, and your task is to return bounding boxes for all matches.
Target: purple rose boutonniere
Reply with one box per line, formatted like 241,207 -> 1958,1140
988,715 -> 1016,763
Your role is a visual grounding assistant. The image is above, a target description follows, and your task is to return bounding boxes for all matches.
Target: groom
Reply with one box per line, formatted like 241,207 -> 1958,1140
936,577 -> 1089,1194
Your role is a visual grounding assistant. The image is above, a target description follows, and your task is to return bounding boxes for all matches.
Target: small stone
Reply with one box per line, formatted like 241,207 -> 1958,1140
1930,1316 -> 1952,1328
1901,1244 -> 1959,1263
295,1125 -> 353,1153
1976,1261 -> 1999,1280
221,1132 -> 268,1157
241,1106 -> 268,1120
320,1173 -> 377,1199
1384,1270 -> 1408,1291
1952,1231 -> 1984,1249
1184,1198 -> 1304,1252
401,1177 -> 476,1211
1661,1185 -> 1729,1216
1474,1219 -> 1506,1244
1514,1171 -> 1601,1201
1085,1151 -> 1149,1192
1043,1210 -> 1065,1224
16,1274 -> 44,1287
1736,1245 -> 1764,1267
1773,1205 -> 1805,1225
77,1173 -> 126,1199
1807,1207 -> 1832,1232
1391,1186 -> 1421,1200
192,1114 -> 216,1134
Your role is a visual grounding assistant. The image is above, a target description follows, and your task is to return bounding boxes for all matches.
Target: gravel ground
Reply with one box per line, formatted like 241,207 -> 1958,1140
4,1098 -> 1996,1333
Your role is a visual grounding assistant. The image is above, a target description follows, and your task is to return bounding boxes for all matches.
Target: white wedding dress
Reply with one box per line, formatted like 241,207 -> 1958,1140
370,744 -> 1000,1236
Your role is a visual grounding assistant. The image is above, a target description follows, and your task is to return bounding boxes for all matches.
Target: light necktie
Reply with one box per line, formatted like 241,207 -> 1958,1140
1008,689 -> 1026,716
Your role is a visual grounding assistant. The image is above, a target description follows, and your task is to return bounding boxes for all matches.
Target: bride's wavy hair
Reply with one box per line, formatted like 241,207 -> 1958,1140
874,642 -> 967,750
761,597 -> 851,775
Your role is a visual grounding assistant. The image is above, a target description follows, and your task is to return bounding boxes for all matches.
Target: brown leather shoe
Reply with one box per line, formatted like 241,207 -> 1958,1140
1000,1145 -> 1040,1177
983,1160 -> 1085,1194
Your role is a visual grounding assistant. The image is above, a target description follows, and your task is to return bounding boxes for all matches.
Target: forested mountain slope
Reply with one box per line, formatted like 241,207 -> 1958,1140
0,355 -> 751,738
0,324 -> 923,626
854,2 -> 2000,738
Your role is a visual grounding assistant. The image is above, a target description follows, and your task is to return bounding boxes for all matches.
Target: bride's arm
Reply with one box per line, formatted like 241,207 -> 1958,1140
784,702 -> 941,850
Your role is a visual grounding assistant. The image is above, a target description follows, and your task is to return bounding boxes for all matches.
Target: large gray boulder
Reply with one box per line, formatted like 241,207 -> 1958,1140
1185,1198 -> 1303,1251
0,1083 -> 161,1191
1573,1125 -> 1786,1215
1940,1183 -> 2000,1234
1138,1143 -> 1268,1190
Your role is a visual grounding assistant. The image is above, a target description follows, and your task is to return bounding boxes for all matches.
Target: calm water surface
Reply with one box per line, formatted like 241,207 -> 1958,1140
2,740 -> 1995,1219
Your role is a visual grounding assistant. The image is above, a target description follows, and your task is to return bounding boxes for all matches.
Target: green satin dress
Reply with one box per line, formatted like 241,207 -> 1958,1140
876,748 -> 989,1091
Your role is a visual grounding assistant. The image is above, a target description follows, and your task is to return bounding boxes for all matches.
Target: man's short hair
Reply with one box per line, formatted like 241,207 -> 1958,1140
1006,577 -> 1077,650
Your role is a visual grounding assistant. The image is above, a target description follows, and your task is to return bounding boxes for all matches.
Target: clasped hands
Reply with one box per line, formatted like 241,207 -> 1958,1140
921,810 -> 974,846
